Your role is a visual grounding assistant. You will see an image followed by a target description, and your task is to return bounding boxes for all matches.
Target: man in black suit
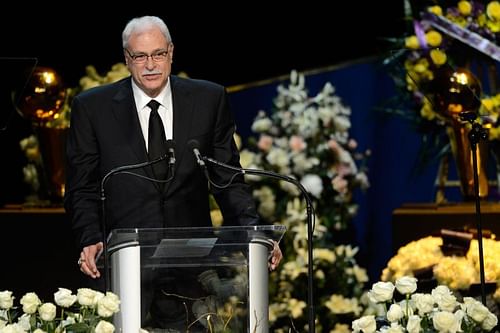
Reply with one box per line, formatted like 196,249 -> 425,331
64,15 -> 281,328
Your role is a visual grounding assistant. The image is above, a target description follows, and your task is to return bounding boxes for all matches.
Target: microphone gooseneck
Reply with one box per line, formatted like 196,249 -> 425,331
201,154 -> 316,332
99,139 -> 176,290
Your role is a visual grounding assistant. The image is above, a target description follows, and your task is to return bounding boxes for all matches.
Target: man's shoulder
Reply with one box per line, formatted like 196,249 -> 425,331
172,75 -> 224,93
76,76 -> 130,100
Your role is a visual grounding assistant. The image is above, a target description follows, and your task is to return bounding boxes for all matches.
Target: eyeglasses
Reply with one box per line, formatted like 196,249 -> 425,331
125,46 -> 170,64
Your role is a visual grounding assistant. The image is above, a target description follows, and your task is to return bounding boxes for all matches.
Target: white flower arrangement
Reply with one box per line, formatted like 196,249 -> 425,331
240,70 -> 370,331
0,288 -> 120,333
353,276 -> 498,333
241,69 -> 370,231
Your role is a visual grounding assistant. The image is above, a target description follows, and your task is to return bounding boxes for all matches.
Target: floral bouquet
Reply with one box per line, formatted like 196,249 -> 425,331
381,235 -> 500,304
353,276 -> 498,333
239,70 -> 370,331
384,1 -> 500,174
0,288 -> 120,333
240,70 -> 370,231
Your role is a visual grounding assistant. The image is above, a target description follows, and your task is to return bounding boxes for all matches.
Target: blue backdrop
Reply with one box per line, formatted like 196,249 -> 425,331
227,57 -> 467,282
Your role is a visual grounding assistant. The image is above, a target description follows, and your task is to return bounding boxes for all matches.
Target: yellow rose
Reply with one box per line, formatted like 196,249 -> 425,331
405,36 -> 420,49
430,49 -> 447,65
458,1 -> 472,15
487,1 -> 500,20
413,58 -> 430,73
486,19 -> 500,32
428,5 -> 443,16
425,30 -> 443,47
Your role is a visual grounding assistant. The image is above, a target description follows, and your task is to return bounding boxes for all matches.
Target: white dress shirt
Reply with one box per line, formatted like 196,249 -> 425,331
131,78 -> 173,152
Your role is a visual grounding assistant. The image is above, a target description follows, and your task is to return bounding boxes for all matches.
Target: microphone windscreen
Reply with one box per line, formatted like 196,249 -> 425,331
187,139 -> 200,151
166,139 -> 175,150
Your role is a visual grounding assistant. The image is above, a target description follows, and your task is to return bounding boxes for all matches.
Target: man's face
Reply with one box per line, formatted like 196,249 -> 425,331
124,27 -> 174,97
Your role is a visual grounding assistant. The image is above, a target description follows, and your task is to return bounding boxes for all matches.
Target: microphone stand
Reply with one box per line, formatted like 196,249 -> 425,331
202,156 -> 316,332
460,111 -> 488,305
99,154 -> 174,291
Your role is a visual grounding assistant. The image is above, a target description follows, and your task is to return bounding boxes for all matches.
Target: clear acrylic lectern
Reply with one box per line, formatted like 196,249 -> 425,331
106,225 -> 286,333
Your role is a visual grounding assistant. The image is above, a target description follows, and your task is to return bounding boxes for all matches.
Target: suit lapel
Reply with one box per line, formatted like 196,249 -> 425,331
111,78 -> 156,182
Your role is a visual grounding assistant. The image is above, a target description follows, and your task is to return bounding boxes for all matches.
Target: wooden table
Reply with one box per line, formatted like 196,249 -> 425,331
392,202 -> 500,252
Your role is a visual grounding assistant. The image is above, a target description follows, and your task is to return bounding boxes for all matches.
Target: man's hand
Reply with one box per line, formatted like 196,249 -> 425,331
269,240 -> 283,271
78,242 -> 103,279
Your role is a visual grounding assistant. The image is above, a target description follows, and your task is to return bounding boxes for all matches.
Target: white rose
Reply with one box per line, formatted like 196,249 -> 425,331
33,329 -> 46,333
97,292 -> 120,318
17,314 -> 31,331
352,315 -> 376,333
432,311 -> 459,333
0,291 -> 14,310
95,320 -> 115,333
406,315 -> 421,333
300,174 -> 323,199
395,276 -> 417,295
2,323 -> 24,333
465,298 -> 490,323
481,312 -> 498,331
386,304 -> 404,322
251,116 -> 272,132
437,293 -> 457,312
77,288 -> 96,306
368,281 -> 395,303
54,288 -> 77,308
411,293 -> 434,314
384,323 -> 404,333
38,303 -> 56,321
20,292 -> 41,314
432,286 -> 456,312
77,288 -> 103,307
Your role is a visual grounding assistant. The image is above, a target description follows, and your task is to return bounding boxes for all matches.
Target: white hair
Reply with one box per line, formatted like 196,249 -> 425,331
122,16 -> 172,49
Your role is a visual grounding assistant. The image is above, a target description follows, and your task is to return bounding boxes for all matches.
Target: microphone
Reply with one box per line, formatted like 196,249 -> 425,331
166,139 -> 176,178
187,139 -> 210,180
200,154 -> 316,332
187,139 -> 206,167
166,139 -> 176,166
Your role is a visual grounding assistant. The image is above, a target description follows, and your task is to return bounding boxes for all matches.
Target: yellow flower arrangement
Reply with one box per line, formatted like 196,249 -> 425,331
398,1 -> 500,140
381,235 -> 500,304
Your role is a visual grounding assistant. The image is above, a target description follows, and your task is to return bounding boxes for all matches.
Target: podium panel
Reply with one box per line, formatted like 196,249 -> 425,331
106,225 -> 285,333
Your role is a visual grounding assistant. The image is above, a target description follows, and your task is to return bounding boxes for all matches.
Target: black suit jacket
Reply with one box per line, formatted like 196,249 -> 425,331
64,76 -> 259,249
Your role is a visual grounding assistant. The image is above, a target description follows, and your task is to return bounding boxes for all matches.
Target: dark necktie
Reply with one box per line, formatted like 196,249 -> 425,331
147,100 -> 168,182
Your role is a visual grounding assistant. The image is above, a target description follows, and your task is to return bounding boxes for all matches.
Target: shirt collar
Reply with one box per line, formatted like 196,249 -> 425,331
131,77 -> 171,111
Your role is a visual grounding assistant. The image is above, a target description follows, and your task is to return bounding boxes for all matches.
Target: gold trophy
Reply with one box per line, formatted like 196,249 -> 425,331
16,67 -> 67,203
432,67 -> 487,200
